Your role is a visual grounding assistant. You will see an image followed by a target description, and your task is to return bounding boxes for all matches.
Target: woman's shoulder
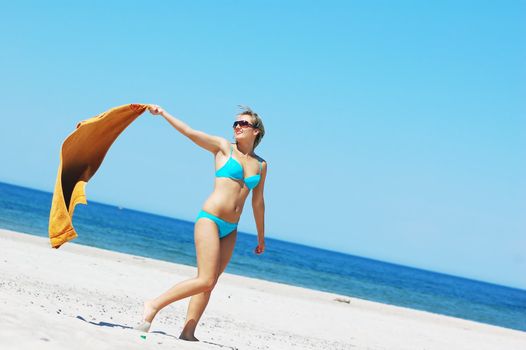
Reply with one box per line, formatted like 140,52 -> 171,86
252,153 -> 267,166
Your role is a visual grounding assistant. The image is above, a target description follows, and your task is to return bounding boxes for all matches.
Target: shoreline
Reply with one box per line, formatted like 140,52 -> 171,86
1,228 -> 525,349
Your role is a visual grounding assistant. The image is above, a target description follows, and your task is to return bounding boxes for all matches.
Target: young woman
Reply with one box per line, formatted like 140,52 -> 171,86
135,105 -> 267,341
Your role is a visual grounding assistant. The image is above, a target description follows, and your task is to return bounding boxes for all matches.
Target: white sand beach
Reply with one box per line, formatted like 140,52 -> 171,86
0,229 -> 524,350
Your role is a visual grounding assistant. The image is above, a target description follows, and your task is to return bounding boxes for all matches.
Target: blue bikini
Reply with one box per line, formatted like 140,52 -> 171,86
196,145 -> 263,238
196,210 -> 238,238
214,145 -> 263,190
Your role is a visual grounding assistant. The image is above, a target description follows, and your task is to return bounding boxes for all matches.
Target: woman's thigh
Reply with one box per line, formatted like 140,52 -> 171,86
194,218 -> 221,280
218,230 -> 238,274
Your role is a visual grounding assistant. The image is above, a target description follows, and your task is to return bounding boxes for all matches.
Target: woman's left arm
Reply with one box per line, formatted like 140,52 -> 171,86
252,161 -> 268,254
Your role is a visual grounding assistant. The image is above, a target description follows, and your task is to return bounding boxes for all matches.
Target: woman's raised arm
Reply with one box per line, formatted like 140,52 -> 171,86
149,105 -> 228,154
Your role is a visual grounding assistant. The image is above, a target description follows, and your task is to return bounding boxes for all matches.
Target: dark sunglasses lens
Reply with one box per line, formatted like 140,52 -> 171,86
233,120 -> 250,128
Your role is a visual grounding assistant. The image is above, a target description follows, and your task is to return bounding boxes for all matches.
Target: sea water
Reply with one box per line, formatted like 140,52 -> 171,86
0,181 -> 525,332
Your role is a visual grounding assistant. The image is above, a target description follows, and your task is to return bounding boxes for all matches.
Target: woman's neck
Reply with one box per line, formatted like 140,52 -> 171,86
235,141 -> 254,156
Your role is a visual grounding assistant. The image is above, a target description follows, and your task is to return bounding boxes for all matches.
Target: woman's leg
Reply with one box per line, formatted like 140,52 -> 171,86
141,219 -> 221,323
179,229 -> 238,340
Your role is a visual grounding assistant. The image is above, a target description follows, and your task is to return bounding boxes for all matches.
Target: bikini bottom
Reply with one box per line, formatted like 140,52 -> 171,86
196,210 -> 238,238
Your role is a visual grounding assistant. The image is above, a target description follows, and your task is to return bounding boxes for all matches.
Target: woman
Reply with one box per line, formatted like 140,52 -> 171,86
135,104 -> 267,341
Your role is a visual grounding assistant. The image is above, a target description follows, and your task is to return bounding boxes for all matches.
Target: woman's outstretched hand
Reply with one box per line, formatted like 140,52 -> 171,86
148,105 -> 164,115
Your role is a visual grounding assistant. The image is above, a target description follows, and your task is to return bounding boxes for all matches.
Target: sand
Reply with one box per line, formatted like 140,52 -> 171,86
0,229 -> 524,350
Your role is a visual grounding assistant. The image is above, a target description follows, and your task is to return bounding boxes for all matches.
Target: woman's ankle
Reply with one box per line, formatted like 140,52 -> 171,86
143,300 -> 159,322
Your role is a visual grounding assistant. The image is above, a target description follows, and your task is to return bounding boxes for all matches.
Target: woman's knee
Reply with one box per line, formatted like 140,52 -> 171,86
197,276 -> 217,292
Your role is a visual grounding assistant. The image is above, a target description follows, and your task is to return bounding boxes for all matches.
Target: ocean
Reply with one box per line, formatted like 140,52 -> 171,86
0,181 -> 525,332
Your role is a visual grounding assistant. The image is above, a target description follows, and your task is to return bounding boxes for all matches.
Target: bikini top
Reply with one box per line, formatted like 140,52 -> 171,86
215,145 -> 262,190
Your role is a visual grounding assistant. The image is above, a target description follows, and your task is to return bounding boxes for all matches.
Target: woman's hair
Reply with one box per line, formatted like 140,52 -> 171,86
238,105 -> 265,149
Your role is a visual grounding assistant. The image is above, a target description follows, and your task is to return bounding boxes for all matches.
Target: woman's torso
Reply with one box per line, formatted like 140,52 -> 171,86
201,143 -> 262,222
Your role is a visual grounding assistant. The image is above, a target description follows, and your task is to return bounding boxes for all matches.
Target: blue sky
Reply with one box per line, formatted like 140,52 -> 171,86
0,1 -> 524,289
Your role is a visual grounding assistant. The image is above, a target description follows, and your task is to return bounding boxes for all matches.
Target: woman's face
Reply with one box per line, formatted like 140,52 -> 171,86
233,114 -> 258,143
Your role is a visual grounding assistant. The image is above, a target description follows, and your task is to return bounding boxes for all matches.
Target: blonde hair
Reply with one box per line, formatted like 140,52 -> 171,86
238,105 -> 265,149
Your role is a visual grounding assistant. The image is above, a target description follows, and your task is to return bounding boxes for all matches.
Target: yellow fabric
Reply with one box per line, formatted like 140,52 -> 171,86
48,103 -> 151,248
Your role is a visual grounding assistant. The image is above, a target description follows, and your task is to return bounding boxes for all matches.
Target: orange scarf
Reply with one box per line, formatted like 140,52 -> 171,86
48,103 -> 151,248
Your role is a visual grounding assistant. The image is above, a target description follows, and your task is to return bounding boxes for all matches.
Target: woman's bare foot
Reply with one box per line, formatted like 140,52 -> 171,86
179,332 -> 199,342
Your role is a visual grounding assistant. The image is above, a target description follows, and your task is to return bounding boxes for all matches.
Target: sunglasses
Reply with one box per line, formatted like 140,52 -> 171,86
233,120 -> 256,129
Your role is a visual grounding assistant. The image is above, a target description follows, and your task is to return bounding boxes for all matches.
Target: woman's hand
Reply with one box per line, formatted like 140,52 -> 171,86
148,104 -> 165,115
254,239 -> 265,255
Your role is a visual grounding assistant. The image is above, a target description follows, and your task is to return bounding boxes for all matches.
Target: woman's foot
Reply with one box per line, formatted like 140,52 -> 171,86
179,332 -> 199,342
134,320 -> 152,333
134,300 -> 158,332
